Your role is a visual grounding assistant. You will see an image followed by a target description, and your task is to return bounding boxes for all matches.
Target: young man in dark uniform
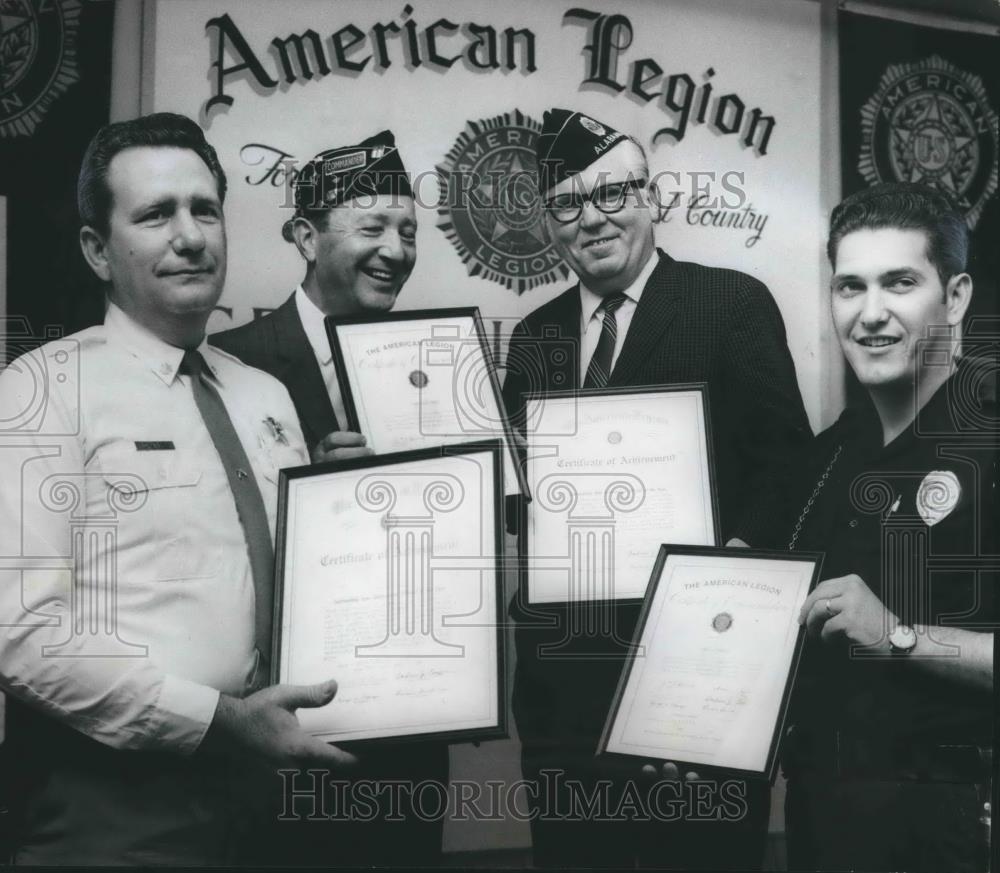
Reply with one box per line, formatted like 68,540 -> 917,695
741,182 -> 995,873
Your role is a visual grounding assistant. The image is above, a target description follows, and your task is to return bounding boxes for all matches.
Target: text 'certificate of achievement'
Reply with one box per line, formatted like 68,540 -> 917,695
524,386 -> 719,604
599,545 -> 822,780
273,441 -> 506,745
327,308 -> 524,497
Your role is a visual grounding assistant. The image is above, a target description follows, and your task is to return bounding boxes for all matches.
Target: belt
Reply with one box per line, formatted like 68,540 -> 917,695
782,728 -> 989,784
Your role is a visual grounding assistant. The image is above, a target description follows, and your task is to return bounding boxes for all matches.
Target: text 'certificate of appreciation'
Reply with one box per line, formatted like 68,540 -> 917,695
274,442 -> 506,745
524,386 -> 718,604
600,546 -> 821,780
328,309 -> 523,497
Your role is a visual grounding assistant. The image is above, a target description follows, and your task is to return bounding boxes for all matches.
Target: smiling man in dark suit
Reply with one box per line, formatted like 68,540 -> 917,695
210,131 -> 447,867
211,130 -> 415,459
502,109 -> 812,870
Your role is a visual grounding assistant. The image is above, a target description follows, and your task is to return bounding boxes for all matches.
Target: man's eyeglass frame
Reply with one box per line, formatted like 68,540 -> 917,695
542,178 -> 649,224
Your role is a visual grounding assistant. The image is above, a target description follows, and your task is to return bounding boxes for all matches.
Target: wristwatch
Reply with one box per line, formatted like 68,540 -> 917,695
888,623 -> 917,654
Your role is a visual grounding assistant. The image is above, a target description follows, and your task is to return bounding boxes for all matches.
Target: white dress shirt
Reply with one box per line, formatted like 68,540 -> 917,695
0,303 -> 307,754
578,251 -> 659,383
295,285 -> 348,430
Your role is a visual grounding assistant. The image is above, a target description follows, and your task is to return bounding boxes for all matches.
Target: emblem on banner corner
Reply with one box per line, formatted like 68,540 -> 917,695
0,0 -> 80,139
858,55 -> 999,229
436,109 -> 569,295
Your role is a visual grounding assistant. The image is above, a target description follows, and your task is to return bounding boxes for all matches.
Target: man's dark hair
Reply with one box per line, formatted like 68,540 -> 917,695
77,112 -> 227,236
827,182 -> 968,286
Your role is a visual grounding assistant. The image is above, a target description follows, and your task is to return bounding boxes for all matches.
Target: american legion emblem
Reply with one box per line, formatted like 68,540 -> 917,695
0,0 -> 80,138
436,110 -> 570,295
858,55 -> 998,228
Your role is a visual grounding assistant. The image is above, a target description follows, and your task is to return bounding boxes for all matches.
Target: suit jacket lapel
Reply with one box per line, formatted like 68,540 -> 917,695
549,287 -> 583,390
609,250 -> 681,386
270,296 -> 339,440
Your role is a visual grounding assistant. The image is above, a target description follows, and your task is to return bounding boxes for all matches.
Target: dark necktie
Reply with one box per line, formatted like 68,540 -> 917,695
180,350 -> 275,667
583,292 -> 628,389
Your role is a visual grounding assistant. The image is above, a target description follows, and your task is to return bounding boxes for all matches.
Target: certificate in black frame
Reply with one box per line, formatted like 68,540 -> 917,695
325,307 -> 529,499
520,383 -> 722,606
271,438 -> 508,748
597,543 -> 823,782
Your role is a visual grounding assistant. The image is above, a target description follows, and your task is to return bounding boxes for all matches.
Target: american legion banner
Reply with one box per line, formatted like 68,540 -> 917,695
0,0 -> 114,351
145,0 -> 825,426
839,9 -> 999,326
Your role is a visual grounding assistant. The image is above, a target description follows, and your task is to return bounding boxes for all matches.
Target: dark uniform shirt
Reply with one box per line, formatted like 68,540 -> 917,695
755,367 -> 997,747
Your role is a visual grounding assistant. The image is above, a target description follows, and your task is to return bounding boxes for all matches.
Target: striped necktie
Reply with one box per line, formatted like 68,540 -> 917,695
180,350 -> 275,669
583,292 -> 628,389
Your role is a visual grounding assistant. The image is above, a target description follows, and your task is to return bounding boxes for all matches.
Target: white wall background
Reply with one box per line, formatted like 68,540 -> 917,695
140,0 -> 834,432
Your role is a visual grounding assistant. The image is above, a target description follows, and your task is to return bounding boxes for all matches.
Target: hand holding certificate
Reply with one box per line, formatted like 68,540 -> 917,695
327,308 -> 525,496
273,441 -> 507,745
599,545 -> 822,780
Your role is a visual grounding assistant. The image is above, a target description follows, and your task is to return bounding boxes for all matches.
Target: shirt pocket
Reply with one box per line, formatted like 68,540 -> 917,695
95,445 -> 220,581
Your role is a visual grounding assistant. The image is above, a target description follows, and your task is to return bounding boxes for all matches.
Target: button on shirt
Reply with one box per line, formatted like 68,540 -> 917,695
578,251 -> 658,384
295,285 -> 348,429
0,304 -> 307,754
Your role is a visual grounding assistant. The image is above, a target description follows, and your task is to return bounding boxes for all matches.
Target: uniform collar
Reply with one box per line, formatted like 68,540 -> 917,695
579,249 -> 658,325
837,361 -> 987,461
294,284 -> 333,366
104,302 -> 220,387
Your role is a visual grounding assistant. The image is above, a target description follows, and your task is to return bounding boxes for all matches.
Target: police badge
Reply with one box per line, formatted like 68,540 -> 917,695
916,469 -> 961,527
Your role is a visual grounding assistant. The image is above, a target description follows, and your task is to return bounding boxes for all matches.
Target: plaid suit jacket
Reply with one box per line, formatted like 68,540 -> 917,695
502,248 -> 811,538
502,247 -> 812,759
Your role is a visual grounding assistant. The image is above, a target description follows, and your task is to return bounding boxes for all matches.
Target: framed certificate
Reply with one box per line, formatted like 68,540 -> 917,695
598,544 -> 823,781
523,385 -> 719,605
272,440 -> 507,746
326,308 -> 526,498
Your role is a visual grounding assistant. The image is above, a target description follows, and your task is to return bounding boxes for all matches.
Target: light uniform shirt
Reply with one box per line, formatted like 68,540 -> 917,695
295,284 -> 348,430
578,251 -> 658,384
0,303 -> 307,754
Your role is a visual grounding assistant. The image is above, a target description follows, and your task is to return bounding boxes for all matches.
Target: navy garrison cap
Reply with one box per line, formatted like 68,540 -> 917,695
283,130 -> 412,241
535,109 -> 627,194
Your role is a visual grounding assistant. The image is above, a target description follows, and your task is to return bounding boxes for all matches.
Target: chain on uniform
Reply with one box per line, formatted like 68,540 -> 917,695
788,444 -> 843,551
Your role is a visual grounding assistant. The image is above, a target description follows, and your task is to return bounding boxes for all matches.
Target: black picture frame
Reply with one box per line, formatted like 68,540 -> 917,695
597,543 -> 823,782
325,307 -> 529,499
521,383 -> 721,606
271,439 -> 508,747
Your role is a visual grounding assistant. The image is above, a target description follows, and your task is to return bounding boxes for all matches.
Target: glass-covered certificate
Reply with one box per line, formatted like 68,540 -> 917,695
599,545 -> 822,780
326,308 -> 525,497
273,441 -> 506,745
523,386 -> 719,604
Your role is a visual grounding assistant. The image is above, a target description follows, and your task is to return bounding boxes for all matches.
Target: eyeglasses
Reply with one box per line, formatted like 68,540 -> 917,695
543,178 -> 648,224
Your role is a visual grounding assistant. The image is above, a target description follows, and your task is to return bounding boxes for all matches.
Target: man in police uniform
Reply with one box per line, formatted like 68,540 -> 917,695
212,132 -> 446,867
0,113 -> 354,865
743,182 -> 995,872
502,108 -> 812,869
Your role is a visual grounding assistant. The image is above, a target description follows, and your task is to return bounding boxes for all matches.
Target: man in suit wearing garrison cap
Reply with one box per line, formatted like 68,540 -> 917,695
212,131 -> 447,868
501,108 -> 812,870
